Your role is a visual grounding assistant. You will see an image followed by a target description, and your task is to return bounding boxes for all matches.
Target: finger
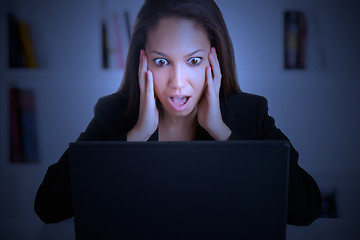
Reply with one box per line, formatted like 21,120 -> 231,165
146,70 -> 155,100
206,66 -> 215,95
138,49 -> 147,91
209,48 -> 221,91
209,52 -> 220,77
210,48 -> 221,77
211,47 -> 220,69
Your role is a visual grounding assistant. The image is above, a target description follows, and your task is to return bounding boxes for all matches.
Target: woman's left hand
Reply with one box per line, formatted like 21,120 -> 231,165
197,47 -> 232,140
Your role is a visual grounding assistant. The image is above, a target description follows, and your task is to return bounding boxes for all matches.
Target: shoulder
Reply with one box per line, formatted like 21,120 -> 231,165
92,92 -> 132,135
221,91 -> 268,115
94,92 -> 129,117
220,92 -> 272,139
86,92 -> 136,140
225,91 -> 267,103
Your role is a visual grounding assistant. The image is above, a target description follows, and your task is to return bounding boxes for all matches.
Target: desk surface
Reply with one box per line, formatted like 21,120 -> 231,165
1,217 -> 359,240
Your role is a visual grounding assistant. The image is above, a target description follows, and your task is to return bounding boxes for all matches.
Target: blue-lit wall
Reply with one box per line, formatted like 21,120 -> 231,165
0,0 -> 359,219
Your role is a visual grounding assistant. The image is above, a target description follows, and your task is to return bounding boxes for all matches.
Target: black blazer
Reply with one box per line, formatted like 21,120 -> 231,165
34,92 -> 321,225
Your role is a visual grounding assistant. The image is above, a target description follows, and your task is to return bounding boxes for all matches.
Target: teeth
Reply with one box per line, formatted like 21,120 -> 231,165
172,97 -> 187,105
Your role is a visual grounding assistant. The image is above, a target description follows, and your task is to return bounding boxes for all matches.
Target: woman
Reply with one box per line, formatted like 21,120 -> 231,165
34,0 -> 321,226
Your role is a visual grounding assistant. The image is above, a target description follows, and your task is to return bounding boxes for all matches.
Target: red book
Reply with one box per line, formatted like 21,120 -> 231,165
9,87 -> 23,162
9,87 -> 39,163
18,89 -> 39,163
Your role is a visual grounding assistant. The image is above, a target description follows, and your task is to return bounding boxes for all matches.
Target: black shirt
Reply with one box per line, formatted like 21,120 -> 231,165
34,92 -> 321,225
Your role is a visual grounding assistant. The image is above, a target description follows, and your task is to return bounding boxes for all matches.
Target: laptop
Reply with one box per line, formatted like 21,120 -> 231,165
69,141 -> 290,240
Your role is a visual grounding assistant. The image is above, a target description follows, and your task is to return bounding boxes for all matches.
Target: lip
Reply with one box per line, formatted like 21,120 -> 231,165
168,96 -> 190,112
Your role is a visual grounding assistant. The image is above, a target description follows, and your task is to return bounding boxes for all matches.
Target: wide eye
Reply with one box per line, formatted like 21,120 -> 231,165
187,57 -> 202,66
154,58 -> 169,67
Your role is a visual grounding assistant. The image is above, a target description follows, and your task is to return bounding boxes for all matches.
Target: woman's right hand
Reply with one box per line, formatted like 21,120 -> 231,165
127,49 -> 159,141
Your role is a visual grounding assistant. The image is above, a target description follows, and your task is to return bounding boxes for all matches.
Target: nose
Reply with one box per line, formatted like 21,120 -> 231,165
169,64 -> 186,90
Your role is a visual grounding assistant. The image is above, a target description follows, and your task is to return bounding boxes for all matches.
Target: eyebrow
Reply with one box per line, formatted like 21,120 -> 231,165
149,49 -> 206,58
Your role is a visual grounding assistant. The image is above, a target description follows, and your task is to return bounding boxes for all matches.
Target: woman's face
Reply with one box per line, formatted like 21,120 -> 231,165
145,17 -> 211,117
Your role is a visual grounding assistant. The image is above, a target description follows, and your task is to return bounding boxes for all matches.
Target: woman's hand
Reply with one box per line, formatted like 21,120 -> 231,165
197,47 -> 231,140
127,50 -> 159,141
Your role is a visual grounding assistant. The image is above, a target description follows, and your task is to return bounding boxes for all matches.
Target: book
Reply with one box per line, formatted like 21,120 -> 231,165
321,190 -> 338,218
18,21 -> 38,68
101,5 -> 127,69
9,88 -> 23,162
102,20 -> 109,69
113,14 -> 125,69
124,11 -> 131,41
7,13 -> 38,68
8,13 -> 25,68
284,11 -> 307,69
9,87 -> 39,163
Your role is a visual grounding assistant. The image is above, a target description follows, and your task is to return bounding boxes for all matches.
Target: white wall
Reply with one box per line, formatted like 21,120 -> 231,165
218,0 -> 360,217
0,0 -> 359,219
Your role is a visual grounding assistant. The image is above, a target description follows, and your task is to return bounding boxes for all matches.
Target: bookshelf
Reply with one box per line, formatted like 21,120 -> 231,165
0,0 -> 135,217
1,0 -> 359,219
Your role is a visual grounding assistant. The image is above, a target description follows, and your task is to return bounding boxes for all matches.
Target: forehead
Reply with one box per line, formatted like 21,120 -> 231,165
145,17 -> 210,54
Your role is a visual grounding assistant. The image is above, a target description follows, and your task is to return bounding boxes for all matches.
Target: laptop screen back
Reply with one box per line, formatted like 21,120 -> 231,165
69,141 -> 290,240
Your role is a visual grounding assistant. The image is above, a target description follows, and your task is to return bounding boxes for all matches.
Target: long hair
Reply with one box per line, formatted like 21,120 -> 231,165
117,0 -> 240,119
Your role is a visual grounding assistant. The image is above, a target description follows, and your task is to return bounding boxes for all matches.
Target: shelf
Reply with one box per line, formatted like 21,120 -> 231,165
238,72 -> 360,88
3,69 -> 124,86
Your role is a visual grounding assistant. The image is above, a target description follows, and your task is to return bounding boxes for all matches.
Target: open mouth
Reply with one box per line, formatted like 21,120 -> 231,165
168,96 -> 190,111
171,96 -> 189,105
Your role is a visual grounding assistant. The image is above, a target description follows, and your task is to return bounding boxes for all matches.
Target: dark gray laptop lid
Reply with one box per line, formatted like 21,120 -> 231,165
69,141 -> 290,240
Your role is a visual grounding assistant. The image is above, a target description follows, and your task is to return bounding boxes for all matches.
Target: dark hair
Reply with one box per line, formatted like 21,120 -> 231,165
117,0 -> 240,118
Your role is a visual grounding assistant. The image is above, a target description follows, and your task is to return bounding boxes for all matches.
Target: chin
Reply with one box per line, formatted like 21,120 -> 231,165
171,109 -> 194,117
164,104 -> 196,117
